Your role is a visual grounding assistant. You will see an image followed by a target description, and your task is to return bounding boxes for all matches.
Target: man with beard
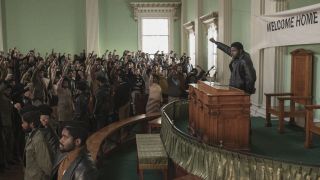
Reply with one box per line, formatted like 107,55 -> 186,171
22,110 -> 53,180
209,38 -> 256,94
51,125 -> 97,180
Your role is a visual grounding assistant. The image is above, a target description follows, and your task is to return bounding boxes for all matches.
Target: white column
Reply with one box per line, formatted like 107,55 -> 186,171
0,0 -> 4,51
251,0 -> 288,117
262,0 -> 277,107
217,0 -> 232,85
86,0 -> 100,55
180,0 -> 187,55
274,1 -> 288,94
263,0 -> 288,106
195,0 -> 204,67
250,0 -> 265,116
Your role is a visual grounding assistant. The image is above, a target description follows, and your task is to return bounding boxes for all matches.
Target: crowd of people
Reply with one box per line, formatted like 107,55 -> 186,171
0,47 -> 212,179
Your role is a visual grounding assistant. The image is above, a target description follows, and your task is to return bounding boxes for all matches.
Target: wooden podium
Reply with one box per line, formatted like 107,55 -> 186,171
189,81 -> 251,150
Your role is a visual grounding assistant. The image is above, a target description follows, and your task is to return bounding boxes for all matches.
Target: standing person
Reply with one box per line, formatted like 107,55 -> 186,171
146,75 -> 162,115
167,67 -> 185,102
57,77 -> 74,123
74,80 -> 90,124
21,111 -> 53,180
38,104 -> 60,162
31,61 -> 48,106
94,76 -> 113,130
209,38 -> 256,94
131,69 -> 145,115
114,75 -> 131,120
0,81 -> 14,169
51,126 -> 97,180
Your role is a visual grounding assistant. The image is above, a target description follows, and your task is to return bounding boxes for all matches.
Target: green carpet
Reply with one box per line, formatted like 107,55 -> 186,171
175,116 -> 320,165
97,143 -> 163,180
98,117 -> 320,179
251,117 -> 320,165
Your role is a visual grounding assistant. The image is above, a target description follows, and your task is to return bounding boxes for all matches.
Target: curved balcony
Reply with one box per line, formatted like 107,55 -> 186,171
160,100 -> 320,179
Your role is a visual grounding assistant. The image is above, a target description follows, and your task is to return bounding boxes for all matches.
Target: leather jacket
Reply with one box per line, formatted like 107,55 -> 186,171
51,149 -> 97,180
215,41 -> 256,94
39,126 -> 60,162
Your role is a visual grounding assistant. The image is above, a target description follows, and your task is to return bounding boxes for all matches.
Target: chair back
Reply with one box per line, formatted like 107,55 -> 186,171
290,49 -> 313,105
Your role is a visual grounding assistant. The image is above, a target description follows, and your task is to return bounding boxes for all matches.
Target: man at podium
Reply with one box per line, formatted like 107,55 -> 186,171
210,38 -> 256,94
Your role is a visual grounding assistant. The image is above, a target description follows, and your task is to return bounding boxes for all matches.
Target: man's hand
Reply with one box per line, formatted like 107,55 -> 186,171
37,61 -> 45,68
14,103 -> 22,111
209,37 -> 216,43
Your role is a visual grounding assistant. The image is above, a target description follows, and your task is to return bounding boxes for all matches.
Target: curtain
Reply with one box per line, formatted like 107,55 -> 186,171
0,0 -> 4,51
86,0 -> 99,55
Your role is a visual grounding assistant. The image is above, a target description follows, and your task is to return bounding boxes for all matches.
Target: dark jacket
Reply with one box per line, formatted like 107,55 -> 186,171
74,92 -> 90,121
24,129 -> 53,180
51,149 -> 97,180
94,84 -> 112,118
167,73 -> 185,97
114,81 -> 131,110
39,126 -> 60,162
215,41 -> 256,94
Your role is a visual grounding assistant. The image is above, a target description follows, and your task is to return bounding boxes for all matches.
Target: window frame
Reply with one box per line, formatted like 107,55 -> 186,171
200,12 -> 218,77
183,21 -> 195,66
141,17 -> 170,55
130,2 -> 181,52
207,23 -> 218,76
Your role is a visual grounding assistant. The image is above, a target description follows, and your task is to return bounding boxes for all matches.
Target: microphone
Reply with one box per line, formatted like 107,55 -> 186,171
205,65 -> 215,77
208,65 -> 215,72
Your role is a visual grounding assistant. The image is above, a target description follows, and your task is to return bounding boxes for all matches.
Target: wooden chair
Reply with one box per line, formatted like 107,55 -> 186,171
305,105 -> 320,148
265,49 -> 313,133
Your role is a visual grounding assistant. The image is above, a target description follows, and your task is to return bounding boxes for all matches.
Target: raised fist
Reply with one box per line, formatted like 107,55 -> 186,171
209,38 -> 216,43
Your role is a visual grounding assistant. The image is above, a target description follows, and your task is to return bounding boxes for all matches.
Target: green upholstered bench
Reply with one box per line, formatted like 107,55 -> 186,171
136,134 -> 168,180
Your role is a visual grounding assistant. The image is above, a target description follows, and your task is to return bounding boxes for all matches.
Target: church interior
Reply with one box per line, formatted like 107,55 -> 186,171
0,0 -> 320,179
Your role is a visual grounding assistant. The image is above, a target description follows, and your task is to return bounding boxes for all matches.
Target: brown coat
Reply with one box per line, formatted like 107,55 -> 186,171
24,129 -> 52,180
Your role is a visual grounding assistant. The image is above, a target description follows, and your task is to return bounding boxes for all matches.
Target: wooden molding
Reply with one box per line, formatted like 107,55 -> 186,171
200,12 -> 218,28
183,21 -> 195,33
130,2 -> 181,20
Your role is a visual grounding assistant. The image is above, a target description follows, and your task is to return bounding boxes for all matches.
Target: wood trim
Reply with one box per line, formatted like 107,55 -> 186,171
305,105 -> 320,110
130,2 -> 181,20
183,21 -> 195,33
199,12 -> 218,26
86,112 -> 161,161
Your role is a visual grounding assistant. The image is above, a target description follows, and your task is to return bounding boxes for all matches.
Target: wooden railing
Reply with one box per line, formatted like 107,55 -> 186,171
86,112 -> 161,162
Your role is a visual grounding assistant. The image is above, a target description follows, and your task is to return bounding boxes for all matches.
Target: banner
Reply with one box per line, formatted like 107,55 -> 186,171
258,3 -> 320,49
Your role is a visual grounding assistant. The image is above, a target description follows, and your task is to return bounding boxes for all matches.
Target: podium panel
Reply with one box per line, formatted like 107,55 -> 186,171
189,81 -> 251,150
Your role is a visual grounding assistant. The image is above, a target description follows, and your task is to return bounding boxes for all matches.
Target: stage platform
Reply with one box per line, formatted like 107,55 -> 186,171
97,116 -> 320,179
99,102 -> 320,180
175,116 -> 320,165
